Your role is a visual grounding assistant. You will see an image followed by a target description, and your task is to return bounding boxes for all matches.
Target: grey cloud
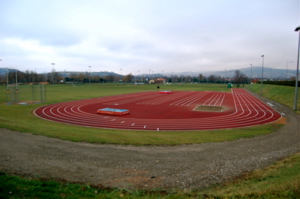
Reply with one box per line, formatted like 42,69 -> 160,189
0,0 -> 299,74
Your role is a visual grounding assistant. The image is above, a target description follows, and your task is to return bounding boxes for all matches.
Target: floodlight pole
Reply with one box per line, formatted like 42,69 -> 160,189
0,59 -> 8,103
15,68 -> 19,103
286,61 -> 293,80
294,26 -> 300,111
260,55 -> 264,96
6,66 -> 10,103
250,63 -> 252,82
89,66 -> 91,84
120,68 -> 122,84
51,63 -> 55,85
0,59 -> 4,87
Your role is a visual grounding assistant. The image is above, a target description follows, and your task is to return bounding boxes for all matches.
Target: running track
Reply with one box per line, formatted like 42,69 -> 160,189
33,89 -> 282,131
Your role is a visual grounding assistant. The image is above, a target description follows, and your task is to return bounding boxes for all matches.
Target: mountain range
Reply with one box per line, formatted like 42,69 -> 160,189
0,66 -> 298,80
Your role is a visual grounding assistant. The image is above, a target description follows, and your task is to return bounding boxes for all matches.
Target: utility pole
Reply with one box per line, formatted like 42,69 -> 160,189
51,63 -> 55,85
260,55 -> 265,96
294,26 -> 300,111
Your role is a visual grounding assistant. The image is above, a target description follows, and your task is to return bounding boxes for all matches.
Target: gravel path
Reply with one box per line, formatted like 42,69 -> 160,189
0,91 -> 299,190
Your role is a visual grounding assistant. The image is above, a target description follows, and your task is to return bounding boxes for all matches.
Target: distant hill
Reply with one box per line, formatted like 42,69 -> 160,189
0,68 -> 120,77
53,71 -> 121,77
0,68 -> 22,75
204,67 -> 296,79
173,67 -> 296,80
0,68 -> 9,75
0,67 -> 297,80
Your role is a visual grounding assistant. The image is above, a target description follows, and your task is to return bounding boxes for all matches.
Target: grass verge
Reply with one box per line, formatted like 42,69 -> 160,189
1,152 -> 299,198
247,83 -> 300,114
199,152 -> 300,198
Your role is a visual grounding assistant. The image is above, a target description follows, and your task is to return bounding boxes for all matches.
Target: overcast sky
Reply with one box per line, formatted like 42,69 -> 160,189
0,0 -> 299,75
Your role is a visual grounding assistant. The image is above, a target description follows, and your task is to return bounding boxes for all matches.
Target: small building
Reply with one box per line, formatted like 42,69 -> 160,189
149,78 -> 166,84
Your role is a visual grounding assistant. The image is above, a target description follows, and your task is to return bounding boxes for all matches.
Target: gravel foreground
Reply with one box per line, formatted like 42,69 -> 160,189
0,91 -> 299,191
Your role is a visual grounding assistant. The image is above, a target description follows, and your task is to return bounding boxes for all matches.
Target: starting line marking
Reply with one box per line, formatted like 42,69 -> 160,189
267,102 -> 274,107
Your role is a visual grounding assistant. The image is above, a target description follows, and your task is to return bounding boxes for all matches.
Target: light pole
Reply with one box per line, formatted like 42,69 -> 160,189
286,61 -> 293,80
260,55 -> 264,96
120,68 -> 122,84
250,64 -> 253,90
0,59 -> 4,87
88,66 -> 91,84
15,67 -> 19,103
250,64 -> 252,83
0,59 -> 8,103
51,63 -> 55,85
172,72 -> 174,83
294,26 -> 300,111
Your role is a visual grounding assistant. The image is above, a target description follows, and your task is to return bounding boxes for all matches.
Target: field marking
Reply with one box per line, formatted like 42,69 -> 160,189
170,92 -> 209,106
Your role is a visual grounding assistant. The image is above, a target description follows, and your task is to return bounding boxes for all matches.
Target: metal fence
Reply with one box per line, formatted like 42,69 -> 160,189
6,84 -> 46,104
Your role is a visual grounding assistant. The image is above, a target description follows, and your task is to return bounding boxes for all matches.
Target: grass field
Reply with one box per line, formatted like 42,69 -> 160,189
1,83 -> 299,198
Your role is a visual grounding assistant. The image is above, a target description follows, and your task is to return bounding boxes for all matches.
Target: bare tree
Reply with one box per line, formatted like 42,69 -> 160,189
104,75 -> 115,82
199,74 -> 204,83
234,70 -> 248,87
124,73 -> 133,83
23,70 -> 38,83
8,70 -> 21,84
208,75 -> 217,83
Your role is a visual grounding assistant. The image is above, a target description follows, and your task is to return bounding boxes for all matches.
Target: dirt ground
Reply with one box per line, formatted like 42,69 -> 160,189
0,91 -> 299,190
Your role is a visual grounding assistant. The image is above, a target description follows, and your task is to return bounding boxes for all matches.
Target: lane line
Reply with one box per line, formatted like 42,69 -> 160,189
34,89 -> 281,131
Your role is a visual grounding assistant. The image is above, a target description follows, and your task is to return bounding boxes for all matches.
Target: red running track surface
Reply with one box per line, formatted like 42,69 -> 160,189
33,89 -> 282,131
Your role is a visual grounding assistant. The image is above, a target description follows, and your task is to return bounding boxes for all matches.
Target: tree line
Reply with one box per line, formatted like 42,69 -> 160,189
0,69 -> 249,86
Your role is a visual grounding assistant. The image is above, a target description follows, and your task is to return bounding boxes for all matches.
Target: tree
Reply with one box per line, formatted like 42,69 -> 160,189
0,74 -> 5,84
7,69 -> 22,84
208,75 -> 217,83
48,71 -> 63,83
234,70 -> 248,87
104,75 -> 115,83
37,74 -> 47,82
123,73 -> 133,83
78,73 -> 85,82
23,70 -> 38,83
199,74 -> 204,83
